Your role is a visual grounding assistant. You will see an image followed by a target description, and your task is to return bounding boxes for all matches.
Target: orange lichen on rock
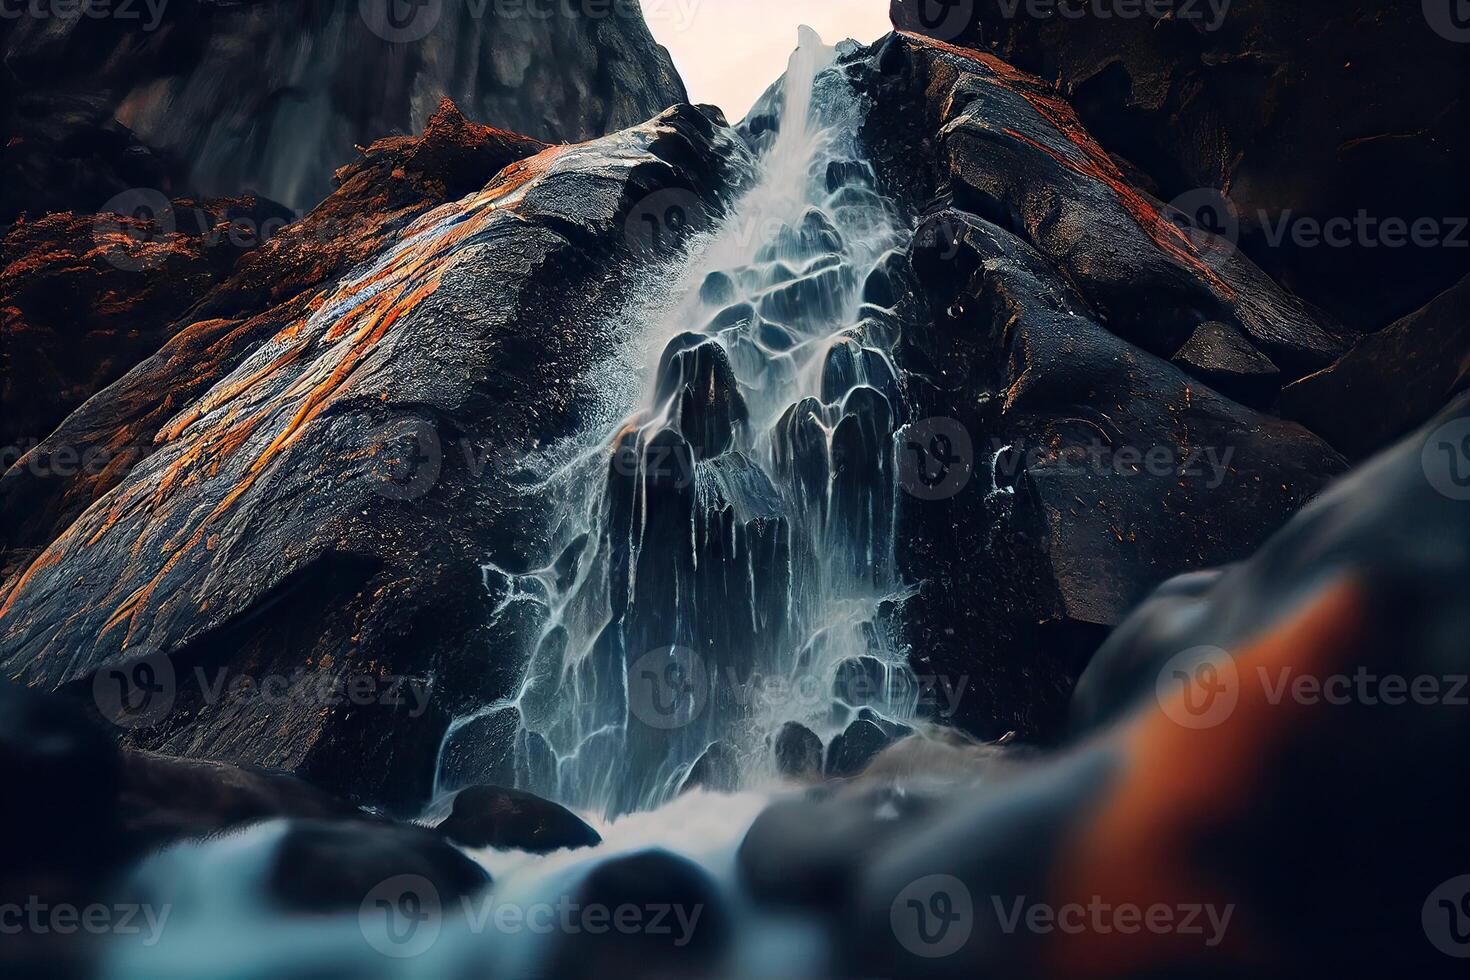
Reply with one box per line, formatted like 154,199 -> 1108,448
899,31 -> 1234,299
24,145 -> 573,647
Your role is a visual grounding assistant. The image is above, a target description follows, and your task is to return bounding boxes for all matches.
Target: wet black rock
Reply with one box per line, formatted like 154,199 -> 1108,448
825,719 -> 894,778
1171,320 -> 1282,409
771,722 -> 824,780
543,849 -> 730,980
844,33 -> 1350,741
1,1 -> 688,216
657,339 -> 750,457
437,785 -> 601,854
827,159 -> 877,193
1282,274 -> 1470,461
0,105 -> 753,814
891,0 -> 1470,332
266,819 -> 490,915
679,741 -> 741,795
699,271 -> 738,307
739,784 -> 934,908
118,751 -> 369,852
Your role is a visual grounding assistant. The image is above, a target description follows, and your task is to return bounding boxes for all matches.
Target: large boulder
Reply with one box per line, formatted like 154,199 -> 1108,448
437,784 -> 601,853
0,100 -> 549,582
891,0 -> 1470,332
846,396 -> 1470,979
0,0 -> 688,216
1282,274 -> 1470,460
0,103 -> 752,813
848,33 -> 1347,740
266,819 -> 490,915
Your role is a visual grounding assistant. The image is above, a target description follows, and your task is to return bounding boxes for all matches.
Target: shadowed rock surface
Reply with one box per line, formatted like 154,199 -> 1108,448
438,784 -> 601,853
840,396 -> 1470,979
0,100 -> 549,570
848,32 -> 1347,740
1283,274 -> 1470,460
0,0 -> 687,217
0,101 -> 750,813
892,0 -> 1470,332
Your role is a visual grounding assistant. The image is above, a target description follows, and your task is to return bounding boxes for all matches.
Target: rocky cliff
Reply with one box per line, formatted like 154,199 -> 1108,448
0,0 -> 688,217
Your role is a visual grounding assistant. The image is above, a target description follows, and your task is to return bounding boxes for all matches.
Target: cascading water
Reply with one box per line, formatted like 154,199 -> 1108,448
436,28 -> 920,818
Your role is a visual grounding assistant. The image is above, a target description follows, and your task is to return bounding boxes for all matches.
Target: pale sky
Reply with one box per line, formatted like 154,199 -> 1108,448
642,0 -> 895,121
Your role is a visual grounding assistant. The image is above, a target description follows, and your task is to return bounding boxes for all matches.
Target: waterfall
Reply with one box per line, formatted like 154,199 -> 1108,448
436,28 -> 919,817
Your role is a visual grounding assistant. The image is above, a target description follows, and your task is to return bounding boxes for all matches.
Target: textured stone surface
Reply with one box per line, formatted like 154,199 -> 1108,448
1283,274 -> 1470,460
0,103 -> 749,813
891,0 -> 1470,332
852,33 -> 1346,739
0,0 -> 687,216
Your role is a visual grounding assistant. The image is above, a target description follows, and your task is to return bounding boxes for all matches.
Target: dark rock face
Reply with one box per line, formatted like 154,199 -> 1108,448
1,0 -> 688,216
890,0 -> 1470,332
118,750 -> 368,851
542,849 -> 729,980
1283,274 -> 1470,460
438,784 -> 601,853
770,721 -> 823,780
679,742 -> 742,795
0,195 -> 291,452
0,100 -> 549,584
0,103 -> 750,814
846,398 -> 1470,980
1171,320 -> 1282,410
267,819 -> 490,915
825,718 -> 894,778
739,784 -> 936,909
849,33 -> 1346,740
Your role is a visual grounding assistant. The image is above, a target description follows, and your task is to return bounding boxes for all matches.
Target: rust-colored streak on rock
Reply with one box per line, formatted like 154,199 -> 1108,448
1046,578 -> 1364,977
25,146 -> 570,645
899,31 -> 1233,299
